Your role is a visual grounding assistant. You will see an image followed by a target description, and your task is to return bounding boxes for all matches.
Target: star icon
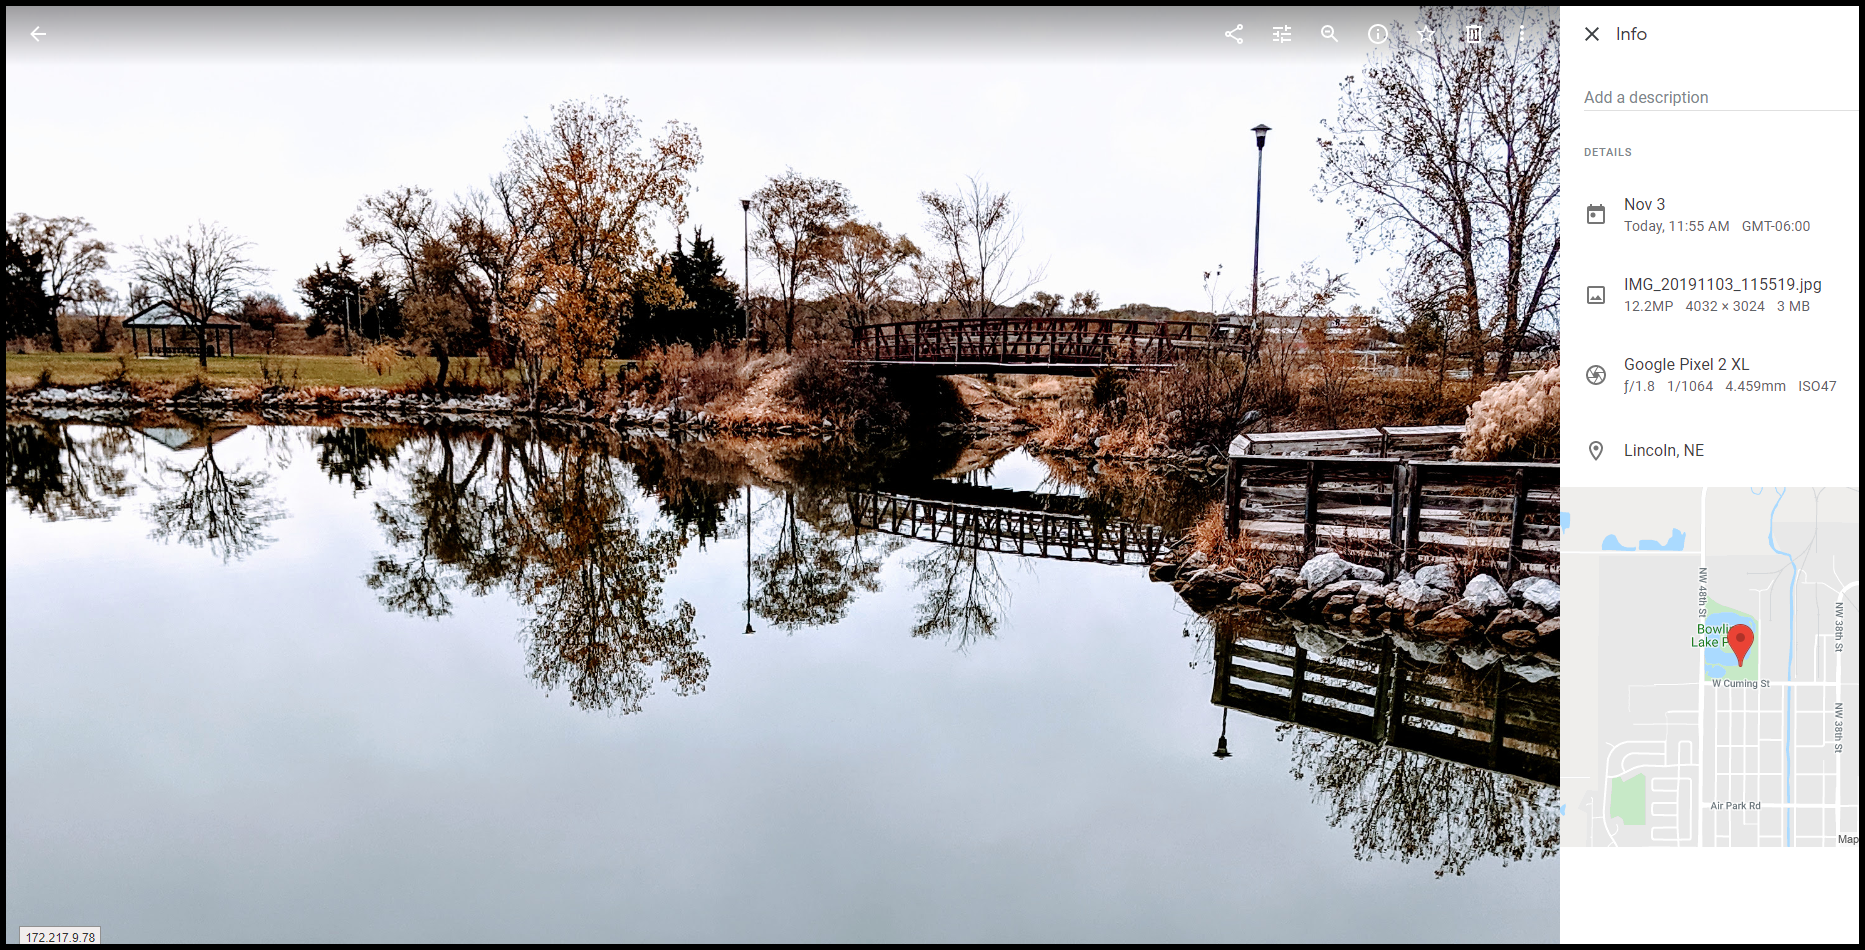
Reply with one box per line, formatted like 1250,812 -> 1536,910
1224,23 -> 1246,44
1418,28 -> 1435,40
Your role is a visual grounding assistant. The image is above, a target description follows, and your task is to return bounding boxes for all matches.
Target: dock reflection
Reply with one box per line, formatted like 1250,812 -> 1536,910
1210,610 -> 1559,876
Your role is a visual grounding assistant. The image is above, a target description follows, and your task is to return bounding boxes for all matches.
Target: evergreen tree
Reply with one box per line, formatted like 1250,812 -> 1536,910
669,228 -> 744,350
618,229 -> 745,354
4,233 -> 56,342
297,253 -> 361,339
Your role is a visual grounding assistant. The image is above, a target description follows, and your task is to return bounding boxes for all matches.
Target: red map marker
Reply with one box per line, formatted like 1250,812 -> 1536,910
1727,624 -> 1755,668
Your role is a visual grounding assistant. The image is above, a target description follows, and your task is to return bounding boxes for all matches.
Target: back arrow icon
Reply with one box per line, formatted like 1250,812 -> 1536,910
31,26 -> 46,41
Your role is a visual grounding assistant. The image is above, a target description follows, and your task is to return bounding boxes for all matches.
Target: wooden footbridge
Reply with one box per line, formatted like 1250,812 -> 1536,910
848,483 -> 1171,565
850,315 -> 1251,375
1213,613 -> 1559,785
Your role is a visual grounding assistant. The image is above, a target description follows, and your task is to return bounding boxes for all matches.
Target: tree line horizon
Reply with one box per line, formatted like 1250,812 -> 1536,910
7,9 -> 1557,385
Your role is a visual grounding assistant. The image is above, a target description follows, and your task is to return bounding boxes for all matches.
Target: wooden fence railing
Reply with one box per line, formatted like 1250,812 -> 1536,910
1221,455 -> 1559,581
850,316 -> 1250,367
1231,425 -> 1467,459
1214,615 -> 1558,785
849,490 -> 1170,565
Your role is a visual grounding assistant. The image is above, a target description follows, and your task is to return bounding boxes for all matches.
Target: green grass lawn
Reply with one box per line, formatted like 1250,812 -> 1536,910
6,353 -> 638,391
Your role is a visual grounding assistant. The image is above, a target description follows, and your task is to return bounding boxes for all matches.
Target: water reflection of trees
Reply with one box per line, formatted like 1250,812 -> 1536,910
752,489 -> 891,630
314,427 -> 404,493
361,428 -> 706,713
1282,726 -> 1559,877
144,429 -> 284,562
906,544 -> 1007,648
5,422 -> 135,521
1032,453 -> 1219,536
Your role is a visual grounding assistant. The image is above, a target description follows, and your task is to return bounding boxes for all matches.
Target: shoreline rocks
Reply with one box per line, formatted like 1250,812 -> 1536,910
9,383 -> 1017,440
1155,548 -> 1561,672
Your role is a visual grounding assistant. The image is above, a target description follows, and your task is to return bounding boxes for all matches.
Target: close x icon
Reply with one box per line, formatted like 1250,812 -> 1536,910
1585,27 -> 1600,40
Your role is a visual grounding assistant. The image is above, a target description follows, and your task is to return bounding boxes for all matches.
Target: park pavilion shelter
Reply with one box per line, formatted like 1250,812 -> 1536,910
122,301 -> 242,358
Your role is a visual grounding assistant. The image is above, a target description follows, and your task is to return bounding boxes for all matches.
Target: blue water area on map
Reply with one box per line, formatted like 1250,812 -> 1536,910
1600,528 -> 1685,552
1639,528 -> 1686,551
1702,610 -> 1758,679
1559,512 -> 1570,533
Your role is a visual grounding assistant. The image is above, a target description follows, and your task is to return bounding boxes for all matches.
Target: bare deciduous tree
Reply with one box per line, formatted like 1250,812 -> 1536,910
750,170 -> 853,352
451,173 -> 542,366
919,177 -> 1043,321
72,282 -> 117,353
1029,291 -> 1064,318
820,220 -> 918,332
1317,8 -> 1558,380
6,214 -> 111,353
348,185 -> 438,282
130,222 -> 264,367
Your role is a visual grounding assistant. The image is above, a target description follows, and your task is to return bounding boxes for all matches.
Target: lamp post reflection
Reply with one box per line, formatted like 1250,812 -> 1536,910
738,485 -> 746,634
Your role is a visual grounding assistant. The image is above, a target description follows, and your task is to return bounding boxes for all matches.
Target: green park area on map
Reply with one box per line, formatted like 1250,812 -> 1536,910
1700,596 -> 1758,682
1610,774 -> 1647,826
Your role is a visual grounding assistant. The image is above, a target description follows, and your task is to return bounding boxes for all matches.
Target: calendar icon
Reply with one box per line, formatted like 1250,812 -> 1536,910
1587,203 -> 1605,224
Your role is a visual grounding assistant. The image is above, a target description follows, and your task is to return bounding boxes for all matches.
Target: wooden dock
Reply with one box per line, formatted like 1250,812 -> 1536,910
1221,454 -> 1559,580
1214,615 -> 1558,786
848,489 -> 1170,565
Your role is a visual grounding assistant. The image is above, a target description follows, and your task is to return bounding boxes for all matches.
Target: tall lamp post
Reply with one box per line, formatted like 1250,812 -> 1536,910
741,195 -> 757,636
740,198 -> 752,347
1249,124 -> 1271,333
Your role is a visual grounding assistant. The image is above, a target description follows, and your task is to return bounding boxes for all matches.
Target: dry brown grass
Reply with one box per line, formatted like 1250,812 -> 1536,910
634,344 -> 752,411
1030,357 -> 1516,460
710,353 -> 812,427
1184,502 -> 1305,579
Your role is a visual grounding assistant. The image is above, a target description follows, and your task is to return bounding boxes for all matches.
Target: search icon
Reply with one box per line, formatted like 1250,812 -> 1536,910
1320,24 -> 1337,42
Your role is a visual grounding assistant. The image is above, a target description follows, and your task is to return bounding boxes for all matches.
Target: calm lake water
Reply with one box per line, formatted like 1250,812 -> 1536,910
5,417 -> 1556,942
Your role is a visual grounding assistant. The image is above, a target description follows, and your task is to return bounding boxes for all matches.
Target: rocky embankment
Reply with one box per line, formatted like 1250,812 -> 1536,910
10,384 -> 824,435
1152,549 -> 1560,680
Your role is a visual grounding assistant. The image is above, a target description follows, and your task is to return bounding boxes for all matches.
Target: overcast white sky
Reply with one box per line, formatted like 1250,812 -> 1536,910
6,8 -> 1425,314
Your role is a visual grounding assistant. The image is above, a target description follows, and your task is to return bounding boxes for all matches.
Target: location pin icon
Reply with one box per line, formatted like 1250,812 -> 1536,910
1588,440 -> 1603,460
1727,624 -> 1754,668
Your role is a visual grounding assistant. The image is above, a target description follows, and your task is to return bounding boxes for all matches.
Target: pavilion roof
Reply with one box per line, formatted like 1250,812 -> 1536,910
122,301 -> 243,328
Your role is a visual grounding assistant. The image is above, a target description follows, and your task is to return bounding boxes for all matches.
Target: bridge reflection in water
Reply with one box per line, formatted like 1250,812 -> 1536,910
846,481 -> 1163,563
1212,611 -> 1558,786
848,483 -> 1171,566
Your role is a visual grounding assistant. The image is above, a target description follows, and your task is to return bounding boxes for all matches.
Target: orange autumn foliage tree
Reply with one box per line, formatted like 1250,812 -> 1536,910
506,96 -> 702,394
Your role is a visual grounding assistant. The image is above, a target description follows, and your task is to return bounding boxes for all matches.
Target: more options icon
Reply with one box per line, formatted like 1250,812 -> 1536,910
1367,24 -> 1389,44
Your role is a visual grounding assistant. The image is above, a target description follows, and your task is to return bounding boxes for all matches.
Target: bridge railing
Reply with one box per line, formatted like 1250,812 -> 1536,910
851,316 -> 1251,366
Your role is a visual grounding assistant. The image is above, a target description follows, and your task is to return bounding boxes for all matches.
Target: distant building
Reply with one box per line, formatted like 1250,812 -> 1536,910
122,301 -> 243,357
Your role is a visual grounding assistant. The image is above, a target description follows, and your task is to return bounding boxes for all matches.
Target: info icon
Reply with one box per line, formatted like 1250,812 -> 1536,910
1587,285 -> 1606,304
1587,203 -> 1605,224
